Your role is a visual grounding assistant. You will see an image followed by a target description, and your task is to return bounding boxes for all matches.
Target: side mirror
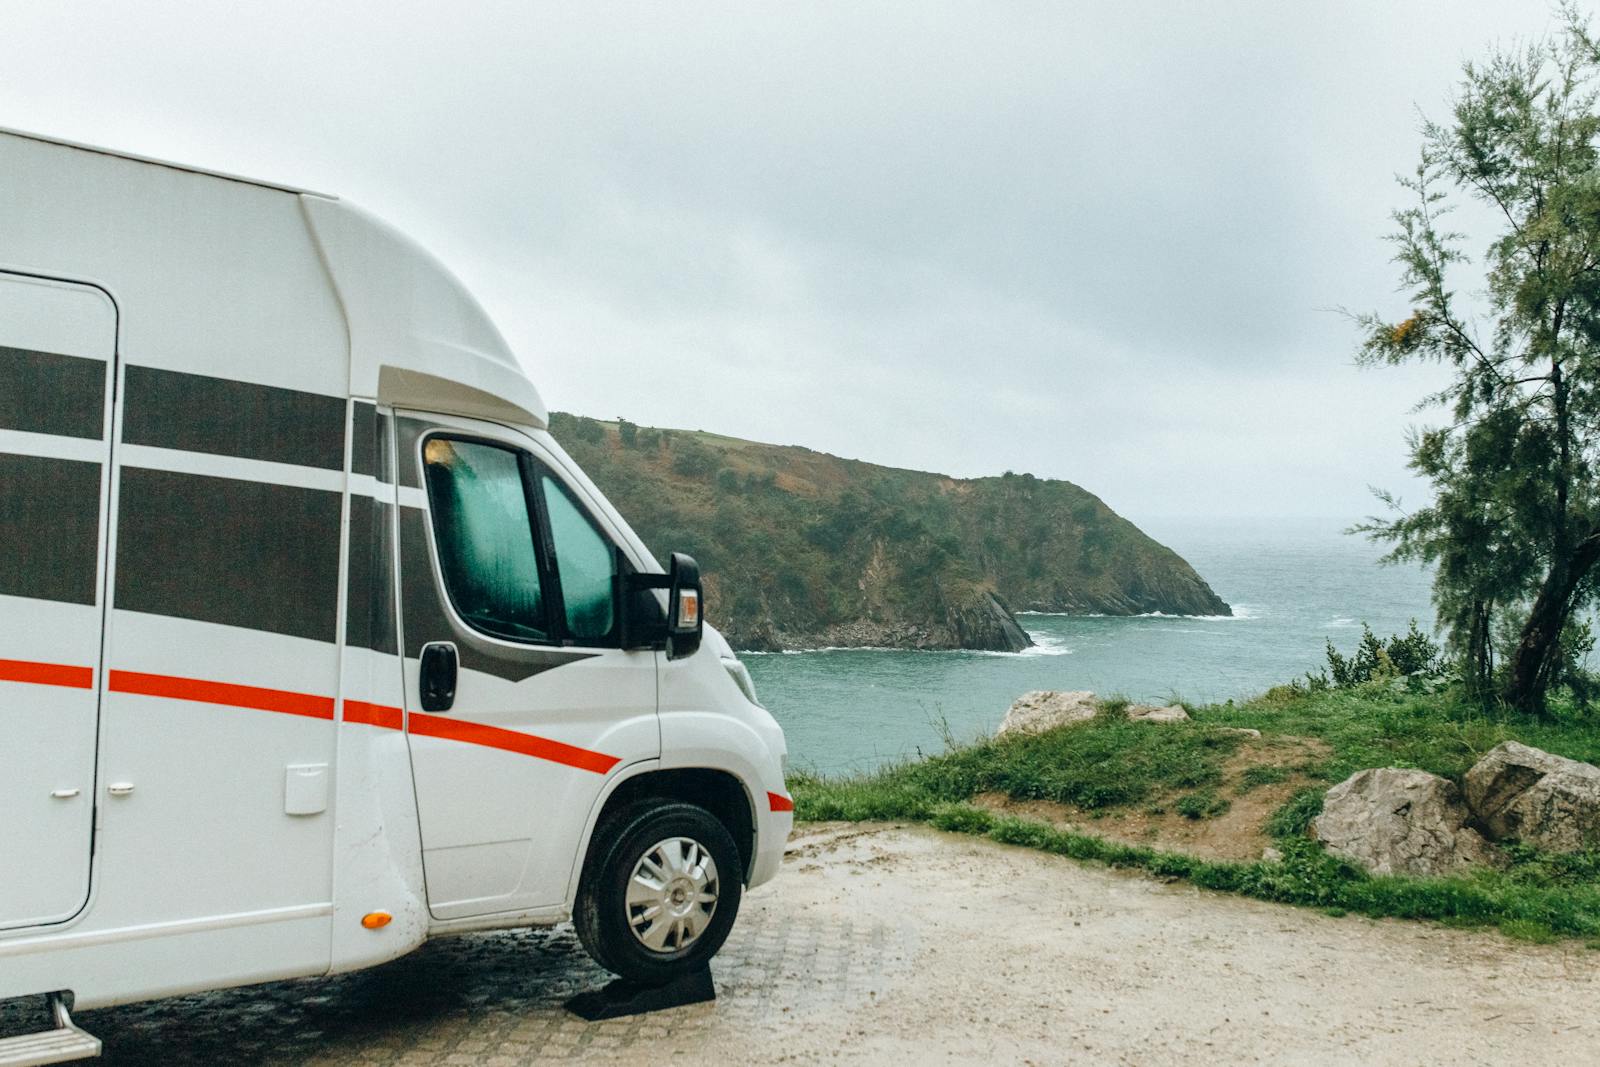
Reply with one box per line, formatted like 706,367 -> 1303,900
665,552 -> 703,659
618,551 -> 704,659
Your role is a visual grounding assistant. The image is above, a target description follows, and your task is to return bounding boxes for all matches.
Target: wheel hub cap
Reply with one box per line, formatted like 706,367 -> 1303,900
627,836 -> 719,953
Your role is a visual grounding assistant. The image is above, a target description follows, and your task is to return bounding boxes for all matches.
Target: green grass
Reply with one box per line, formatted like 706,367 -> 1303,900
1175,789 -> 1231,819
791,712 -> 1246,821
788,685 -> 1600,941
1235,765 -> 1291,794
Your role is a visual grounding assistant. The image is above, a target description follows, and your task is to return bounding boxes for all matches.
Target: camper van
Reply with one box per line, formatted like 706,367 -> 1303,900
0,127 -> 791,1063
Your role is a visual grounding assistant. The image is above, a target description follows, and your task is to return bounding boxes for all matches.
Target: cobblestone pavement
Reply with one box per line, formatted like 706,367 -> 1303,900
0,873 -> 916,1065
8,823 -> 1600,1065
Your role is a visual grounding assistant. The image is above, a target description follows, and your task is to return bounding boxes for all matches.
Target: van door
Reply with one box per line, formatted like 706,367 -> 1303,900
0,274 -> 116,931
394,413 -> 658,919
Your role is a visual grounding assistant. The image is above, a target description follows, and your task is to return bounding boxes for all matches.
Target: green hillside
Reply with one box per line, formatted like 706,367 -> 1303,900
549,413 -> 1230,652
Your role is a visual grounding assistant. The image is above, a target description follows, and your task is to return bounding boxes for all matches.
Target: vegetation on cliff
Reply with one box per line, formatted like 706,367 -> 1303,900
549,412 -> 1229,651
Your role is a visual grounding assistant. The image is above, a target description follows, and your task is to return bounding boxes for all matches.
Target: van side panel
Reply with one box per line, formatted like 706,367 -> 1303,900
0,132 -> 351,1006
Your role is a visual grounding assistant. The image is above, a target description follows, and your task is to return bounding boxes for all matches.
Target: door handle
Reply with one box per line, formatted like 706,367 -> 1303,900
51,788 -> 81,799
419,641 -> 458,713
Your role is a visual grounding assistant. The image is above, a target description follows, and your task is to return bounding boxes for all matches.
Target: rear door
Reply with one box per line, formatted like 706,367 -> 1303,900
394,412 -> 658,919
0,273 -> 116,930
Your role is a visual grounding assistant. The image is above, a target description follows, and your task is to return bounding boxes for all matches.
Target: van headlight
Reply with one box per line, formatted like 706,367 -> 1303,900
721,656 -> 762,707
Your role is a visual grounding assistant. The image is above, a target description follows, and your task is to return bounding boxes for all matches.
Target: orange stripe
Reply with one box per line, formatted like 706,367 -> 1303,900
101,668 -> 619,774
409,711 -> 620,775
0,657 -> 94,690
768,791 -> 794,813
108,670 -> 335,720
344,700 -> 404,730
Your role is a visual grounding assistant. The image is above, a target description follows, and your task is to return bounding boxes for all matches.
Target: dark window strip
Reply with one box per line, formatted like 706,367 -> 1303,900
349,404 -> 394,485
345,497 -> 398,655
122,365 -> 346,471
0,345 -> 105,440
115,467 -> 341,643
0,452 -> 101,605
394,416 -> 428,488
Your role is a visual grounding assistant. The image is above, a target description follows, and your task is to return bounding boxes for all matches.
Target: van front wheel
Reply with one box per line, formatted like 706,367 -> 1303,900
575,801 -> 743,985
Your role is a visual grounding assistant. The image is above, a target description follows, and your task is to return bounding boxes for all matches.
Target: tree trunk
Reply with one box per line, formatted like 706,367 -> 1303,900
1465,598 -> 1493,700
1504,527 -> 1600,714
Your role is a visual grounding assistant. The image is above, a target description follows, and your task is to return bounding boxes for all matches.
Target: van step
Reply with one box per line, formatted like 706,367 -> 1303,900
0,998 -> 100,1067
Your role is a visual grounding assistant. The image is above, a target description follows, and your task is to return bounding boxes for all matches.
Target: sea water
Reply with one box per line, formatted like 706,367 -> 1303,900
744,516 -> 1436,775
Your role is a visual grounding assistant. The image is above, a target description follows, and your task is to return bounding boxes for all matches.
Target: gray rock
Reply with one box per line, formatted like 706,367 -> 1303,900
1217,727 -> 1262,739
997,691 -> 1097,737
1311,768 -> 1498,877
1127,703 -> 1189,723
1463,741 -> 1600,852
1261,846 -> 1284,864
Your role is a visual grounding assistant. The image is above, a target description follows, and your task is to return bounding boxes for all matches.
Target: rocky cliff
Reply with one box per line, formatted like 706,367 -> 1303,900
549,413 -> 1230,652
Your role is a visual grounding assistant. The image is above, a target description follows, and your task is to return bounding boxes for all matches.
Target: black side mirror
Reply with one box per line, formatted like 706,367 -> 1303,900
419,641 -> 458,712
619,551 -> 704,659
666,552 -> 703,659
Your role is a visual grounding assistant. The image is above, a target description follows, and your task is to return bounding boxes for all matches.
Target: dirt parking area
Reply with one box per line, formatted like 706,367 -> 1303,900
10,822 -> 1600,1064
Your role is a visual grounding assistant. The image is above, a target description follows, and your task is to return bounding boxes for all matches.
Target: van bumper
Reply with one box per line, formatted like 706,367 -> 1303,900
750,804 -> 793,888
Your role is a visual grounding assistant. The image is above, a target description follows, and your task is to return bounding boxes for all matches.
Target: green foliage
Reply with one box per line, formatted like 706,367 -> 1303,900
568,415 -> 605,444
1353,12 -> 1600,715
1175,789 -> 1230,820
1315,621 -> 1445,689
617,419 -> 638,448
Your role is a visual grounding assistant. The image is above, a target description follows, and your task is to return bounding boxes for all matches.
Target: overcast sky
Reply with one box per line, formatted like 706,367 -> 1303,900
0,2 -> 1574,523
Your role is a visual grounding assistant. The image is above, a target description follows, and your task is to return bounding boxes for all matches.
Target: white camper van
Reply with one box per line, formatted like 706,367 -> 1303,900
0,127 -> 791,1062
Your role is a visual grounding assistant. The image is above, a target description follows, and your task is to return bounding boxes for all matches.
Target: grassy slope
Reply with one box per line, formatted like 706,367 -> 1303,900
790,684 -> 1600,942
549,412 -> 1229,650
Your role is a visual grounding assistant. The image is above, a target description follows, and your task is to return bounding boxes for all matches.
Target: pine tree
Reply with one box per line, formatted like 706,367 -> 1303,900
1357,7 -> 1600,715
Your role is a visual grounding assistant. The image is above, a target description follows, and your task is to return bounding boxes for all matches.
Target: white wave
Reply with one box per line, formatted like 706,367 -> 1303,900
1326,616 -> 1358,628
1019,605 -> 1257,621
1018,633 -> 1073,657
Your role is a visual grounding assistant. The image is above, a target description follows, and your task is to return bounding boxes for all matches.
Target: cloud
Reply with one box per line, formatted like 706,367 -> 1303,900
0,0 -> 1562,519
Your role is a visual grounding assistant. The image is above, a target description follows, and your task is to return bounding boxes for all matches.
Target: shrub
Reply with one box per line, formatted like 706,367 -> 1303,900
1314,621 -> 1444,689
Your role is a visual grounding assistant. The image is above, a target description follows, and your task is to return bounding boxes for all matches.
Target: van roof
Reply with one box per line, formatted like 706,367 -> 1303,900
0,125 -> 334,199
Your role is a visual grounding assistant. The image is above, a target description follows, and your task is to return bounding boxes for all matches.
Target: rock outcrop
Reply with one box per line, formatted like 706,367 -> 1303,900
1127,703 -> 1189,723
948,590 -> 1033,653
1464,741 -> 1600,852
1310,768 -> 1499,877
997,691 -> 1098,737
996,691 -> 1198,737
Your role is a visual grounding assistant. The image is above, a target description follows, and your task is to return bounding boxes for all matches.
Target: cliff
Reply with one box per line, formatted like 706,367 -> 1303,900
549,414 -> 1231,652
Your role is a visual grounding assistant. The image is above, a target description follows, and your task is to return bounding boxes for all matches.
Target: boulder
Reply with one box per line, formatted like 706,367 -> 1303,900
1127,703 -> 1189,723
1311,768 -> 1498,877
1463,741 -> 1600,852
997,691 -> 1097,737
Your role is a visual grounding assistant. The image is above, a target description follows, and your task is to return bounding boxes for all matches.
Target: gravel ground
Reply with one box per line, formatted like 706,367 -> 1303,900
6,821 -> 1600,1064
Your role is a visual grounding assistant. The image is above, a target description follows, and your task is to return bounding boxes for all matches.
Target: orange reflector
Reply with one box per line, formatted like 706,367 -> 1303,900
361,911 -> 392,929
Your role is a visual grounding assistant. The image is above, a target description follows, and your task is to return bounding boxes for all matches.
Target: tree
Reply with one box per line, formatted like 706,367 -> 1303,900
1357,9 -> 1600,715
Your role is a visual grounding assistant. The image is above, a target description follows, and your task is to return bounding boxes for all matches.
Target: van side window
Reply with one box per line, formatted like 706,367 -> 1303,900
540,474 -> 618,645
422,437 -> 549,643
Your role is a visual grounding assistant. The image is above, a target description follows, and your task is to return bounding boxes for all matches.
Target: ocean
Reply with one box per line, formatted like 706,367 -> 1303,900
744,516 -> 1436,775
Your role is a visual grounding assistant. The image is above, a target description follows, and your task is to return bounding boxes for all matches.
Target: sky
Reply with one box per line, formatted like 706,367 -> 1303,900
0,2 -> 1576,523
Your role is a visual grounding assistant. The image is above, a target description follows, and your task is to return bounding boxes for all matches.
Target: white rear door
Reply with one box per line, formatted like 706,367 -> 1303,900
0,273 -> 116,931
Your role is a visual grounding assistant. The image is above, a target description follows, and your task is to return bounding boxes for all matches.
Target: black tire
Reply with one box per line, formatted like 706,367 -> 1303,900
575,800 -> 743,984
